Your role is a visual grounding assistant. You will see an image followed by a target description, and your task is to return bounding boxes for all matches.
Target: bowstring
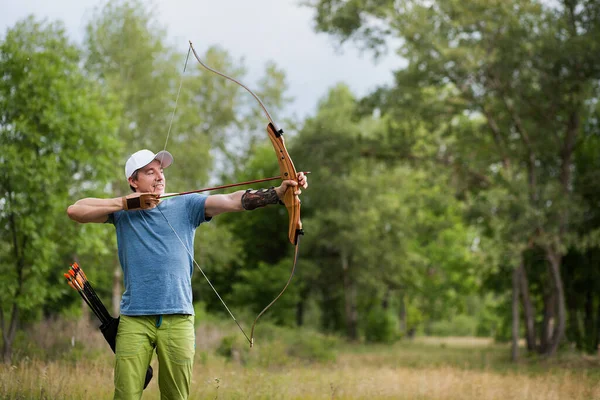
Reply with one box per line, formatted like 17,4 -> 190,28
157,207 -> 252,344
158,43 -> 252,345
161,47 -> 190,156
187,42 -> 302,347
249,235 -> 301,347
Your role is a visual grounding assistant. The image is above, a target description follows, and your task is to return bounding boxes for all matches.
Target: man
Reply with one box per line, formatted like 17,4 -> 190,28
67,149 -> 308,399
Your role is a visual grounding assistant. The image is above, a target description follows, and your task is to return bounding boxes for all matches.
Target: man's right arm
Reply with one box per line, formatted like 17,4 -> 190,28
67,193 -> 160,223
67,197 -> 124,223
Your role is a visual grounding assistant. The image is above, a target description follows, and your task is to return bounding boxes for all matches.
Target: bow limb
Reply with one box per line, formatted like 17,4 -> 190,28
267,123 -> 303,245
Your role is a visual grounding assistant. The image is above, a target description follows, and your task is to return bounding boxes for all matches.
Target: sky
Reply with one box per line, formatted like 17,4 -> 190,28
0,0 -> 403,120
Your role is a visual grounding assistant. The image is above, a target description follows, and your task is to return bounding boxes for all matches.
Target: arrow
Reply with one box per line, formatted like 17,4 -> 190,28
159,172 -> 311,199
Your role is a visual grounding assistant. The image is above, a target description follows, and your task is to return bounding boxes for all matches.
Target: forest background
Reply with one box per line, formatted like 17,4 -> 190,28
1,0 -> 599,399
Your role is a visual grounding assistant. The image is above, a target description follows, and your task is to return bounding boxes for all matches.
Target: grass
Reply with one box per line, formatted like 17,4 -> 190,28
0,320 -> 599,399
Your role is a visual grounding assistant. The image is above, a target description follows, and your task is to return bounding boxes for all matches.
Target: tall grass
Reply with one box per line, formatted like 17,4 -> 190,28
0,318 -> 598,399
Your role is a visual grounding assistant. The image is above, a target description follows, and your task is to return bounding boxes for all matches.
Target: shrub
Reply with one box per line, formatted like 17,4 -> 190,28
216,334 -> 250,364
287,332 -> 338,363
216,324 -> 338,366
365,307 -> 399,344
429,315 -> 478,337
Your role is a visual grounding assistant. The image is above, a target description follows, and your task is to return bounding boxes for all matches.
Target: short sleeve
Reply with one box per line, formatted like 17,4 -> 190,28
105,210 -> 124,225
186,194 -> 211,227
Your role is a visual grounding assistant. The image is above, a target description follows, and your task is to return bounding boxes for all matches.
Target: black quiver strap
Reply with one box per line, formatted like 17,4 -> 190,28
100,316 -> 153,390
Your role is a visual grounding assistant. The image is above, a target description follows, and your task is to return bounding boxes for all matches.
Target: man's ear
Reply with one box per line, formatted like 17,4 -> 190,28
128,176 -> 138,189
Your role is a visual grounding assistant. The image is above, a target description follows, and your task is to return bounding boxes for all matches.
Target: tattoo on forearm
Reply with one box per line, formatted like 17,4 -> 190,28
241,187 -> 281,210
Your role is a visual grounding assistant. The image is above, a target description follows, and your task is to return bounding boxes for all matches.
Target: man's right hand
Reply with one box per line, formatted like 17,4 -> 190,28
122,193 -> 160,211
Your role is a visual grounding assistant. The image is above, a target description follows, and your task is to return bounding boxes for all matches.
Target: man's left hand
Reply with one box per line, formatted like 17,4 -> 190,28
276,172 -> 308,200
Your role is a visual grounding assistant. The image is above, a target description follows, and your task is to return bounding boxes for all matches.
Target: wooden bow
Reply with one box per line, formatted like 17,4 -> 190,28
188,42 -> 303,246
189,41 -> 304,346
266,123 -> 304,245
158,41 -> 304,347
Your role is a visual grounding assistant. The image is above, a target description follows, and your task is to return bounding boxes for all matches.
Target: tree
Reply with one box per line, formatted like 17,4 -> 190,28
289,84 -> 481,340
0,17 -> 119,362
310,0 -> 600,356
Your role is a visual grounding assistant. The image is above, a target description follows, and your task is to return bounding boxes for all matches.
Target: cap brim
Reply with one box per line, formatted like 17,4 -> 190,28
154,151 -> 173,169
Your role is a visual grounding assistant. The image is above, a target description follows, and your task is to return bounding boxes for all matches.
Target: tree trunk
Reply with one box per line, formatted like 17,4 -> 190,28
582,289 -> 593,352
591,249 -> 600,355
296,296 -> 305,327
398,291 -> 407,335
2,334 -> 12,364
596,293 -> 600,356
541,109 -> 577,356
518,259 -> 536,352
585,251 -> 599,354
2,305 -> 19,364
540,284 -> 555,354
382,287 -> 391,310
341,250 -> 358,340
5,192 -> 25,365
511,265 -> 521,362
545,248 -> 567,356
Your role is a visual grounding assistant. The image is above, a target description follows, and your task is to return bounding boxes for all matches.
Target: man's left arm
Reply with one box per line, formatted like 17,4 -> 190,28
204,172 -> 308,218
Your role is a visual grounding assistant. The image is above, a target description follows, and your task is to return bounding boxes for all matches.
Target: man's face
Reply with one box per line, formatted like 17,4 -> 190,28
129,160 -> 166,194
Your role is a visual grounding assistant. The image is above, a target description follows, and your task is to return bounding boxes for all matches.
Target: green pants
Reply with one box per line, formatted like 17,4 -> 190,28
114,314 -> 195,400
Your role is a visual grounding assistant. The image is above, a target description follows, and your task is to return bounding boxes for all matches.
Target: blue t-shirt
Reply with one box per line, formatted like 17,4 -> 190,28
107,194 -> 210,316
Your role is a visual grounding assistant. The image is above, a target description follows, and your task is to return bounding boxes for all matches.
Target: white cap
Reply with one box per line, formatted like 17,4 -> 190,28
125,149 -> 174,179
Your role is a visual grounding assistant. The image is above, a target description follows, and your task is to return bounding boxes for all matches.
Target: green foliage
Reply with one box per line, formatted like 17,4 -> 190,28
309,0 -> 600,356
473,297 -> 503,338
216,334 -> 250,363
192,301 -> 224,325
84,0 -> 176,157
286,332 -> 338,363
231,259 -> 301,326
0,16 -> 119,360
290,82 -> 485,339
405,301 -> 424,335
429,315 -> 478,337
217,323 -> 338,367
364,307 -> 399,343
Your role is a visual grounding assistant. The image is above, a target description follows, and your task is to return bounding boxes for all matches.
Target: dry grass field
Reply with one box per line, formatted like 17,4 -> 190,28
0,320 -> 599,399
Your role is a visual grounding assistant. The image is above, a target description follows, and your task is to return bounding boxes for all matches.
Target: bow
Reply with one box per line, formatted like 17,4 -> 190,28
188,42 -> 303,245
159,41 -> 304,347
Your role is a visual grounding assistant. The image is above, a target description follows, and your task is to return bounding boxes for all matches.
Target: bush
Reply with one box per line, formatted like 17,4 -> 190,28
365,307 -> 399,344
429,315 -> 478,337
216,334 -> 250,364
287,332 -> 338,363
216,324 -> 338,366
